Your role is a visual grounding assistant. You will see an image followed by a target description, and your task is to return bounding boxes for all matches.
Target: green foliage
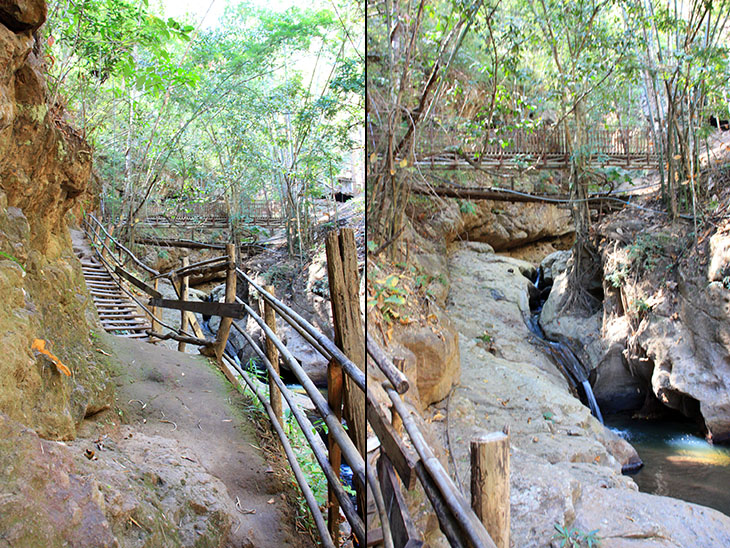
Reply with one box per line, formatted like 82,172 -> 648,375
459,200 -> 477,215
627,233 -> 667,272
367,274 -> 408,323
605,263 -> 629,288
553,524 -> 601,547
633,297 -> 651,315
0,250 -> 25,271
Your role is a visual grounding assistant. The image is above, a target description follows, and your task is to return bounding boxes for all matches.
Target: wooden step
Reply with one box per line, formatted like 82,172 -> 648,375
104,324 -> 150,332
98,312 -> 146,319
100,318 -> 148,326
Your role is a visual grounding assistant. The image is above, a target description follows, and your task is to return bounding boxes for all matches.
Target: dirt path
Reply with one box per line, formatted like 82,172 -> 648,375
89,332 -> 312,548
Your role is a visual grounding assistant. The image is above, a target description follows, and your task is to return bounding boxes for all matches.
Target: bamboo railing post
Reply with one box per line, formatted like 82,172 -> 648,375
391,357 -> 405,436
325,228 -> 366,518
471,432 -> 510,548
150,278 -> 160,340
178,256 -> 190,352
263,285 -> 282,427
213,243 -> 237,364
327,356 -> 344,543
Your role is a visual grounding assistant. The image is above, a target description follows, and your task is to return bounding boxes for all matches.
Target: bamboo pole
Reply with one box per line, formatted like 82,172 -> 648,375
471,432 -> 510,548
213,243 -> 237,364
240,300 -> 366,489
224,353 -> 336,548
233,322 -> 365,542
178,256 -> 190,353
263,285 -> 282,427
149,278 -> 160,341
385,385 -> 498,548
236,267 -> 365,391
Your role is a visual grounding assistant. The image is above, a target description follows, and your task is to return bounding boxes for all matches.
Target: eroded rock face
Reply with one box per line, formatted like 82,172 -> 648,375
434,199 -> 573,251
0,0 -> 45,32
444,242 -> 730,546
0,413 -> 236,547
0,5 -> 107,439
540,250 -> 646,413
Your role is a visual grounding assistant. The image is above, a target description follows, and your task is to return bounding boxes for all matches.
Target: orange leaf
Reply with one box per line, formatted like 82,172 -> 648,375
32,339 -> 71,376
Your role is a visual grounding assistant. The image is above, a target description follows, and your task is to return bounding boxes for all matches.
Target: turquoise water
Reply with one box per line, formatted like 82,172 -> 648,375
606,414 -> 730,516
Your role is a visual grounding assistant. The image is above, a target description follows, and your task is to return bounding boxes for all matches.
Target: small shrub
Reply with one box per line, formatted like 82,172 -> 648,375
460,200 -> 477,215
552,524 -> 601,547
605,263 -> 629,288
627,233 -> 667,272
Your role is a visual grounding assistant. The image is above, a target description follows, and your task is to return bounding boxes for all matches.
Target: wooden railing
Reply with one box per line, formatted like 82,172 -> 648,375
367,335 -> 511,548
81,214 -> 377,548
369,122 -> 658,169
82,214 -> 509,547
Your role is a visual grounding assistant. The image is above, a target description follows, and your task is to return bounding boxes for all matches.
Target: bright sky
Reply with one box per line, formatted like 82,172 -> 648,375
160,0 -> 300,28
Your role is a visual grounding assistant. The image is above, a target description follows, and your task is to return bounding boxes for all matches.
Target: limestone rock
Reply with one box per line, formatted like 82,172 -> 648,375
0,413 -> 236,547
442,241 -> 730,546
540,250 -> 644,412
278,323 -> 329,386
0,0 -> 46,32
435,199 -> 573,251
396,312 -> 460,407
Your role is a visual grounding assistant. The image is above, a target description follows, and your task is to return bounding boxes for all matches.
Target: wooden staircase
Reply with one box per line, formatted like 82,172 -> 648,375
78,255 -> 151,339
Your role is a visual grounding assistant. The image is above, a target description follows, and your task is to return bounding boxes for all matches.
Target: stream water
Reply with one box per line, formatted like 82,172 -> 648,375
607,413 -> 730,516
527,263 -> 730,516
526,267 -> 604,423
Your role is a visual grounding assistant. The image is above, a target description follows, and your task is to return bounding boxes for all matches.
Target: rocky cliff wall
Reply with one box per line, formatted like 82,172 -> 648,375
0,0 -> 110,440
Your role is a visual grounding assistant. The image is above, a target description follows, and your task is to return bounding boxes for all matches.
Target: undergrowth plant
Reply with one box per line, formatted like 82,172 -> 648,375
553,524 -> 601,547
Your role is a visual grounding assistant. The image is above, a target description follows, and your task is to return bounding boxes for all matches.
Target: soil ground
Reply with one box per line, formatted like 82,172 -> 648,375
76,332 -> 313,548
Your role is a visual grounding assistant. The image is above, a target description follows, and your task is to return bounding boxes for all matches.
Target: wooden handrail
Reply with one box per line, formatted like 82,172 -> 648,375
86,214 -> 159,276
84,215 -> 378,548
236,268 -> 366,392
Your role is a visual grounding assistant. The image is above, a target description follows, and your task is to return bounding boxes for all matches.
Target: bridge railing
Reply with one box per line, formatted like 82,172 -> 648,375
80,213 -> 382,548
369,121 -> 657,161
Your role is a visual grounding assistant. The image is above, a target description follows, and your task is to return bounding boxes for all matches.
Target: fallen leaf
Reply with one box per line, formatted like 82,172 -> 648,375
267,498 -> 275,504
31,339 -> 71,376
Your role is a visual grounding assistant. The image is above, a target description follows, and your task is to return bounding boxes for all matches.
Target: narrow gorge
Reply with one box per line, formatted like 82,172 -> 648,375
370,185 -> 730,546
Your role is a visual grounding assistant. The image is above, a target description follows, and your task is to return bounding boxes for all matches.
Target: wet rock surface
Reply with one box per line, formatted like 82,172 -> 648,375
444,241 -> 730,546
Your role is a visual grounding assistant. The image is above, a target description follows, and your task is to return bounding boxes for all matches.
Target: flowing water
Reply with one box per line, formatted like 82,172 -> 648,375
607,413 -> 730,516
526,267 -> 604,423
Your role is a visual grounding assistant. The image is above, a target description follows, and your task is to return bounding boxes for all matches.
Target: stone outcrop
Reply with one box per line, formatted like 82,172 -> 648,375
540,250 -> 645,413
0,412 -> 235,547
444,241 -> 730,546
0,4 -> 109,440
433,198 -> 573,250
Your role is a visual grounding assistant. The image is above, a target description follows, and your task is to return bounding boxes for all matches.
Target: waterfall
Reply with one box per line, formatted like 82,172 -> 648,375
582,379 -> 604,424
526,267 -> 604,424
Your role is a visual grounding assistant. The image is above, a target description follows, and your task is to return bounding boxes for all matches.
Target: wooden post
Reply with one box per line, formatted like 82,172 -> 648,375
178,256 -> 190,352
327,356 -> 344,543
325,228 -> 366,518
263,285 -> 282,428
391,358 -> 405,437
213,243 -> 237,364
471,432 -> 510,548
149,278 -> 160,341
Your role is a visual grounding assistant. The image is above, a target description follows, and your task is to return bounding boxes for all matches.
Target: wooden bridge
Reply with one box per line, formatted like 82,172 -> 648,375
370,123 -> 659,170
